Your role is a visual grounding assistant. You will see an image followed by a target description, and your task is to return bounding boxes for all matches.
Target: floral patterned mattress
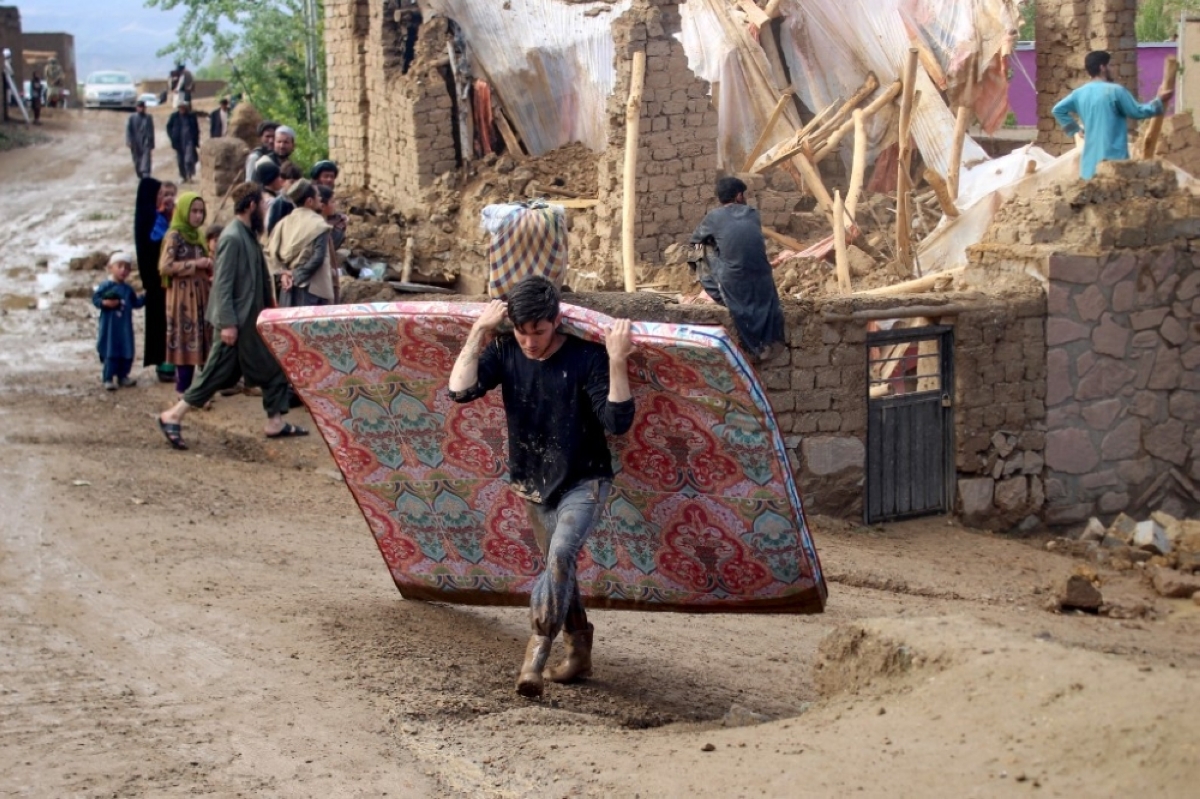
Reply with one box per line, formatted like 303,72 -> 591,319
258,302 -> 826,613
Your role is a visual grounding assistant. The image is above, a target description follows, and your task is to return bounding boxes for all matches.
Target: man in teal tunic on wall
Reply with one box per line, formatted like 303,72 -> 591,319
1053,50 -> 1173,180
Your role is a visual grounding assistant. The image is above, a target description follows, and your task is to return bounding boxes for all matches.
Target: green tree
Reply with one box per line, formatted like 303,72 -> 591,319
1135,0 -> 1200,42
146,0 -> 328,171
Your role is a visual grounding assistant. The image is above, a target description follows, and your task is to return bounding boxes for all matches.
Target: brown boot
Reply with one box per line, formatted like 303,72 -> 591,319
516,635 -> 552,698
544,623 -> 593,683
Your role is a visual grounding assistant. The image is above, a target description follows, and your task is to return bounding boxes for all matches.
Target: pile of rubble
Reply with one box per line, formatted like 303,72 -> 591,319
1055,510 -> 1200,612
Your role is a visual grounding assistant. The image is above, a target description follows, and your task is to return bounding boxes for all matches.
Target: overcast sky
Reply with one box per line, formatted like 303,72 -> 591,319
19,0 -> 187,80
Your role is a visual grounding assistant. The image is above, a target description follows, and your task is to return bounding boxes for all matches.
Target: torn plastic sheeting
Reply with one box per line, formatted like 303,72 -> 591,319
915,145 -> 1074,276
776,0 -> 990,177
678,0 -> 802,169
898,0 -> 1021,133
424,0 -> 630,156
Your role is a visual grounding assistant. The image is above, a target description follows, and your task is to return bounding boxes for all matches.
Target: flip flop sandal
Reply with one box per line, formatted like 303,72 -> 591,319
157,417 -> 189,450
265,423 -> 309,439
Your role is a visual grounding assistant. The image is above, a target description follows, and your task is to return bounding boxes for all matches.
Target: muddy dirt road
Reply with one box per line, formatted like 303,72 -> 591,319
2,111 -> 1199,798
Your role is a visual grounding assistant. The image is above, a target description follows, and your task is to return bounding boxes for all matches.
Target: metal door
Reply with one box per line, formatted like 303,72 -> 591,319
865,325 -> 954,523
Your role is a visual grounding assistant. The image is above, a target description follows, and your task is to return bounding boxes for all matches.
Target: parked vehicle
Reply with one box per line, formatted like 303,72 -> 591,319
138,93 -> 160,108
82,71 -> 138,110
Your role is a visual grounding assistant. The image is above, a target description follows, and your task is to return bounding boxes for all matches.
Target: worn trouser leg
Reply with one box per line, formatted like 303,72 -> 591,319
182,341 -> 243,409
527,479 -> 611,640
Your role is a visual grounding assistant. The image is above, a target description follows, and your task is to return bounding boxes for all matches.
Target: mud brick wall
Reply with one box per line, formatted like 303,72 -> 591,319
1035,0 -> 1138,155
326,1 -> 457,213
953,296 -> 1049,530
1157,111 -> 1200,175
579,0 -> 719,284
22,32 -> 75,92
324,0 -> 371,188
1043,249 -> 1200,524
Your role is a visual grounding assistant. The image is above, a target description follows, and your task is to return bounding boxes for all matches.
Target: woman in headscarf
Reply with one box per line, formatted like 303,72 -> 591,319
158,192 -> 214,396
134,178 -> 177,383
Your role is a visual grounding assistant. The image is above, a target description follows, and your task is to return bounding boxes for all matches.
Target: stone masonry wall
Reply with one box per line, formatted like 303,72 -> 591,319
1036,0 -> 1138,155
578,0 -> 719,285
954,296 -> 1049,529
1043,248 -> 1200,524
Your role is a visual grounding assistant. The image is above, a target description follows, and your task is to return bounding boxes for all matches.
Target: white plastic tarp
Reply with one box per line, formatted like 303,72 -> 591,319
424,0 -> 630,156
678,0 -> 802,169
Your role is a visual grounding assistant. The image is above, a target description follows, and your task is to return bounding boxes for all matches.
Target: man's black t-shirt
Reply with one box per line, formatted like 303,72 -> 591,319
449,333 -> 635,506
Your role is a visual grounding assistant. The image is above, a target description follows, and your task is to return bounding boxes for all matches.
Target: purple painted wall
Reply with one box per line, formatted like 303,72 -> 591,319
1008,43 -> 1176,127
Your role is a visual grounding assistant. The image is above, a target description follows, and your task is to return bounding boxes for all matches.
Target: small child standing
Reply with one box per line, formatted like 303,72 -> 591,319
92,252 -> 146,390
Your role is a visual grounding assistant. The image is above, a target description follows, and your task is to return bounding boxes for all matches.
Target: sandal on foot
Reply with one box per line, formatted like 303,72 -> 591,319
157,417 -> 188,450
266,423 -> 309,439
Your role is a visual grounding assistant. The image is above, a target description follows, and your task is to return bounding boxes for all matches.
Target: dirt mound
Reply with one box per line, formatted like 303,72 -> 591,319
813,620 -> 946,696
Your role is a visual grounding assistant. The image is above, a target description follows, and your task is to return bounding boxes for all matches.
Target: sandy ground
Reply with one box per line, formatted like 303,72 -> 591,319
2,109 -> 1199,799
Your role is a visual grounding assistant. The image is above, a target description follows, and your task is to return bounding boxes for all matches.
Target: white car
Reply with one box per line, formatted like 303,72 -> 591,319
138,93 -> 160,107
83,71 -> 138,110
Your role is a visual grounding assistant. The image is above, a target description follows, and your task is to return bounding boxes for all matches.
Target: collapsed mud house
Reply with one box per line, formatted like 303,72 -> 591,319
316,0 -> 1200,528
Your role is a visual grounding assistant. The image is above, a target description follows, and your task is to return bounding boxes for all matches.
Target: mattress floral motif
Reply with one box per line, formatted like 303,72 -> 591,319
258,302 -> 826,613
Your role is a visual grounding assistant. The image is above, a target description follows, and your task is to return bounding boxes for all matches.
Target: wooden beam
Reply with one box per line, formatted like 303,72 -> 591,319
922,167 -> 959,218
833,191 -> 851,294
753,98 -> 840,173
742,89 -> 795,172
847,109 -> 867,219
823,303 -> 975,322
622,50 -> 647,293
734,0 -> 771,28
948,105 -> 969,199
895,48 -> 920,273
812,79 -> 901,163
494,107 -> 526,161
855,265 -> 965,295
806,73 -> 880,150
762,225 -> 807,252
551,198 -> 600,209
791,152 -> 834,213
1141,55 -> 1178,159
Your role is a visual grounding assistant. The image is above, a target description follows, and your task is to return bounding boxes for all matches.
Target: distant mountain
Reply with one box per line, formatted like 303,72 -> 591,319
20,0 -> 185,81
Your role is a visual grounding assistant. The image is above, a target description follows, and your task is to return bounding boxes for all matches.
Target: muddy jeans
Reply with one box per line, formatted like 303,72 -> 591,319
526,478 -> 611,640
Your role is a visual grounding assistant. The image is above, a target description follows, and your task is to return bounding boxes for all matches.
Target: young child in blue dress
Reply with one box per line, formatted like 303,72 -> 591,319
92,252 -> 146,390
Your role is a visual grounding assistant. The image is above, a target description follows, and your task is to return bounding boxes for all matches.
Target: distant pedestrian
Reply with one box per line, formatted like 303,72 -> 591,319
29,72 -> 42,124
166,101 -> 200,183
170,62 -> 194,109
158,192 -> 214,396
126,100 -> 155,179
210,97 -> 230,138
1053,50 -> 1173,180
156,182 -> 306,451
92,252 -> 145,390
245,121 -> 279,181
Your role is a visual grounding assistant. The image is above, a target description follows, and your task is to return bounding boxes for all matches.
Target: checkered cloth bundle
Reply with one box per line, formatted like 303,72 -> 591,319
482,201 -> 568,299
